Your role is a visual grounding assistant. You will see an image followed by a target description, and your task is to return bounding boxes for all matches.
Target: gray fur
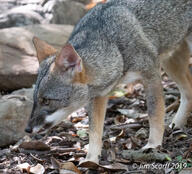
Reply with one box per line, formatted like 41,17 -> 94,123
69,0 -> 192,91
26,0 -> 192,133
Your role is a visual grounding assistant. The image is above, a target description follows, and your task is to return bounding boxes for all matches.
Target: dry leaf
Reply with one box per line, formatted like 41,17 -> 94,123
100,163 -> 128,172
79,160 -> 127,172
30,163 -> 45,174
79,161 -> 99,170
17,163 -> 30,173
124,83 -> 135,97
117,109 -> 140,119
60,162 -> 81,174
19,141 -> 50,151
60,170 -> 77,174
51,157 -> 81,174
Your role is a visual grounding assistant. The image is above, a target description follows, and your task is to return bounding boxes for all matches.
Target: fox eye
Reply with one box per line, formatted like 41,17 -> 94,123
39,98 -> 50,106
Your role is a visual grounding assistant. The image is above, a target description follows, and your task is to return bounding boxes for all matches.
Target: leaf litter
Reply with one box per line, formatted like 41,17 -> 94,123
0,73 -> 192,174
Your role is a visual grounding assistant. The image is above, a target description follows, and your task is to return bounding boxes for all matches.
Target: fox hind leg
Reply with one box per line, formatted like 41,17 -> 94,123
161,40 -> 192,128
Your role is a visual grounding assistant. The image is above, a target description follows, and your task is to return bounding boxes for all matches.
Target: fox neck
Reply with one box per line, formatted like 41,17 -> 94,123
73,45 -> 124,97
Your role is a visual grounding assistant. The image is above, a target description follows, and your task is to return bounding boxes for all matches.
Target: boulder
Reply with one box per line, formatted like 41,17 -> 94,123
17,0 -> 43,5
0,88 -> 33,147
0,0 -> 45,29
43,0 -> 86,25
0,24 -> 73,91
0,0 -> 16,14
0,6 -> 44,29
0,0 -> 88,29
72,0 -> 90,5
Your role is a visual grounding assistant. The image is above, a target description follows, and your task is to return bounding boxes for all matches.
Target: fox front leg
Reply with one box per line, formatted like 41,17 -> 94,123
85,96 -> 108,164
143,76 -> 165,149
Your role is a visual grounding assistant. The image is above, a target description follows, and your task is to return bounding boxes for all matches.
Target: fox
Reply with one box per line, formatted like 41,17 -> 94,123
25,0 -> 192,164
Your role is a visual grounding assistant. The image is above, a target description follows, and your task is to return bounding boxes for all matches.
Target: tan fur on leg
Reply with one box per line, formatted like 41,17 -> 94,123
143,78 -> 165,149
86,96 -> 108,163
161,40 -> 192,128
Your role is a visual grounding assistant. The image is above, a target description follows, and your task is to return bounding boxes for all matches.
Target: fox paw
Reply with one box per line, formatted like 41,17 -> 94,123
142,143 -> 161,150
80,155 -> 99,165
79,158 -> 99,169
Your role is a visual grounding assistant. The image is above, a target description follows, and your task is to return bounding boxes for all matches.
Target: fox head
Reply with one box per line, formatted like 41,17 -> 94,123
25,37 -> 89,134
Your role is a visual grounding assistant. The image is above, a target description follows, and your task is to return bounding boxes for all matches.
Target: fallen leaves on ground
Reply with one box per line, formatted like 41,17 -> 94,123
0,73 -> 192,173
17,163 -> 45,174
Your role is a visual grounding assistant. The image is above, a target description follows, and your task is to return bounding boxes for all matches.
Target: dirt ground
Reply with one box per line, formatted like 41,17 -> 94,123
0,73 -> 192,174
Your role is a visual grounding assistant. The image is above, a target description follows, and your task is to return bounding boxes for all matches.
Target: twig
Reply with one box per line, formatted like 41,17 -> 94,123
110,123 -> 142,130
51,147 -> 77,153
166,98 -> 180,113
30,153 -> 44,162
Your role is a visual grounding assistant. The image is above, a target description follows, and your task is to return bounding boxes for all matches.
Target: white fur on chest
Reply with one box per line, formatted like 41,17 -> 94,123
120,71 -> 142,84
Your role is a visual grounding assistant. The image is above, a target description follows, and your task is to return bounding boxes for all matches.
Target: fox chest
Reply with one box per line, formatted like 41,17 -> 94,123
120,72 -> 142,85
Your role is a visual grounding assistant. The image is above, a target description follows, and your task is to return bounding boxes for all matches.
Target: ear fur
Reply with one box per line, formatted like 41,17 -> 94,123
55,44 -> 83,72
55,44 -> 89,84
32,36 -> 57,63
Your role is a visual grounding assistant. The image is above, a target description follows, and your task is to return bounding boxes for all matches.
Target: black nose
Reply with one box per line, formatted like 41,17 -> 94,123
25,126 -> 32,133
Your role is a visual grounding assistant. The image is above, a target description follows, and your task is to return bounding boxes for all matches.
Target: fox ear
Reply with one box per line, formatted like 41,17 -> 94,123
55,44 -> 83,72
32,36 -> 57,63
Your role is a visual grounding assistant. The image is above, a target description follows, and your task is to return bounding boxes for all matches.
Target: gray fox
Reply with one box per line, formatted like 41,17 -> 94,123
25,0 -> 192,164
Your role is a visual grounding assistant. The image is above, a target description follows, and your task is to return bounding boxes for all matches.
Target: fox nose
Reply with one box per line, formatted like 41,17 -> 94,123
25,126 -> 32,133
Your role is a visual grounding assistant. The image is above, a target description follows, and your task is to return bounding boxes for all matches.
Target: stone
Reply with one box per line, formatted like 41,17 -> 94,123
0,6 -> 45,29
0,0 -> 89,29
0,88 -> 33,147
72,0 -> 90,5
0,0 -> 16,14
17,0 -> 43,5
43,0 -> 86,25
0,24 -> 73,91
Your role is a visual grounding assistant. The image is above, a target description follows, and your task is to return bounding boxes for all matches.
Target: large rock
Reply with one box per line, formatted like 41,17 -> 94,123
43,0 -> 86,25
0,0 -> 45,29
72,0 -> 90,5
0,0 -> 87,29
0,6 -> 44,29
0,88 -> 33,147
0,24 -> 73,91
0,0 -> 16,14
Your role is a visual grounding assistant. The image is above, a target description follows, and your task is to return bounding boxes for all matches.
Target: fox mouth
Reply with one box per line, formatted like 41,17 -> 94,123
27,108 -> 75,134
32,122 -> 53,134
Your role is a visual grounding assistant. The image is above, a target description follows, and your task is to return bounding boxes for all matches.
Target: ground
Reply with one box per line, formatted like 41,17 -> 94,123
0,73 -> 192,174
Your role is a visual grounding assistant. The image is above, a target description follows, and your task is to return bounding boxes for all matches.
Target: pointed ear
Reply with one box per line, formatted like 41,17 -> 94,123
32,36 -> 57,63
55,44 -> 83,72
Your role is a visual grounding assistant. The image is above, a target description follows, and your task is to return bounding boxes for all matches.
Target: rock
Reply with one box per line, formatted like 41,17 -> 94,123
0,0 -> 87,29
17,0 -> 43,5
72,0 -> 90,5
0,88 -> 33,147
0,24 -> 73,91
12,87 -> 34,100
0,0 -> 16,14
0,6 -> 45,29
43,0 -> 86,25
